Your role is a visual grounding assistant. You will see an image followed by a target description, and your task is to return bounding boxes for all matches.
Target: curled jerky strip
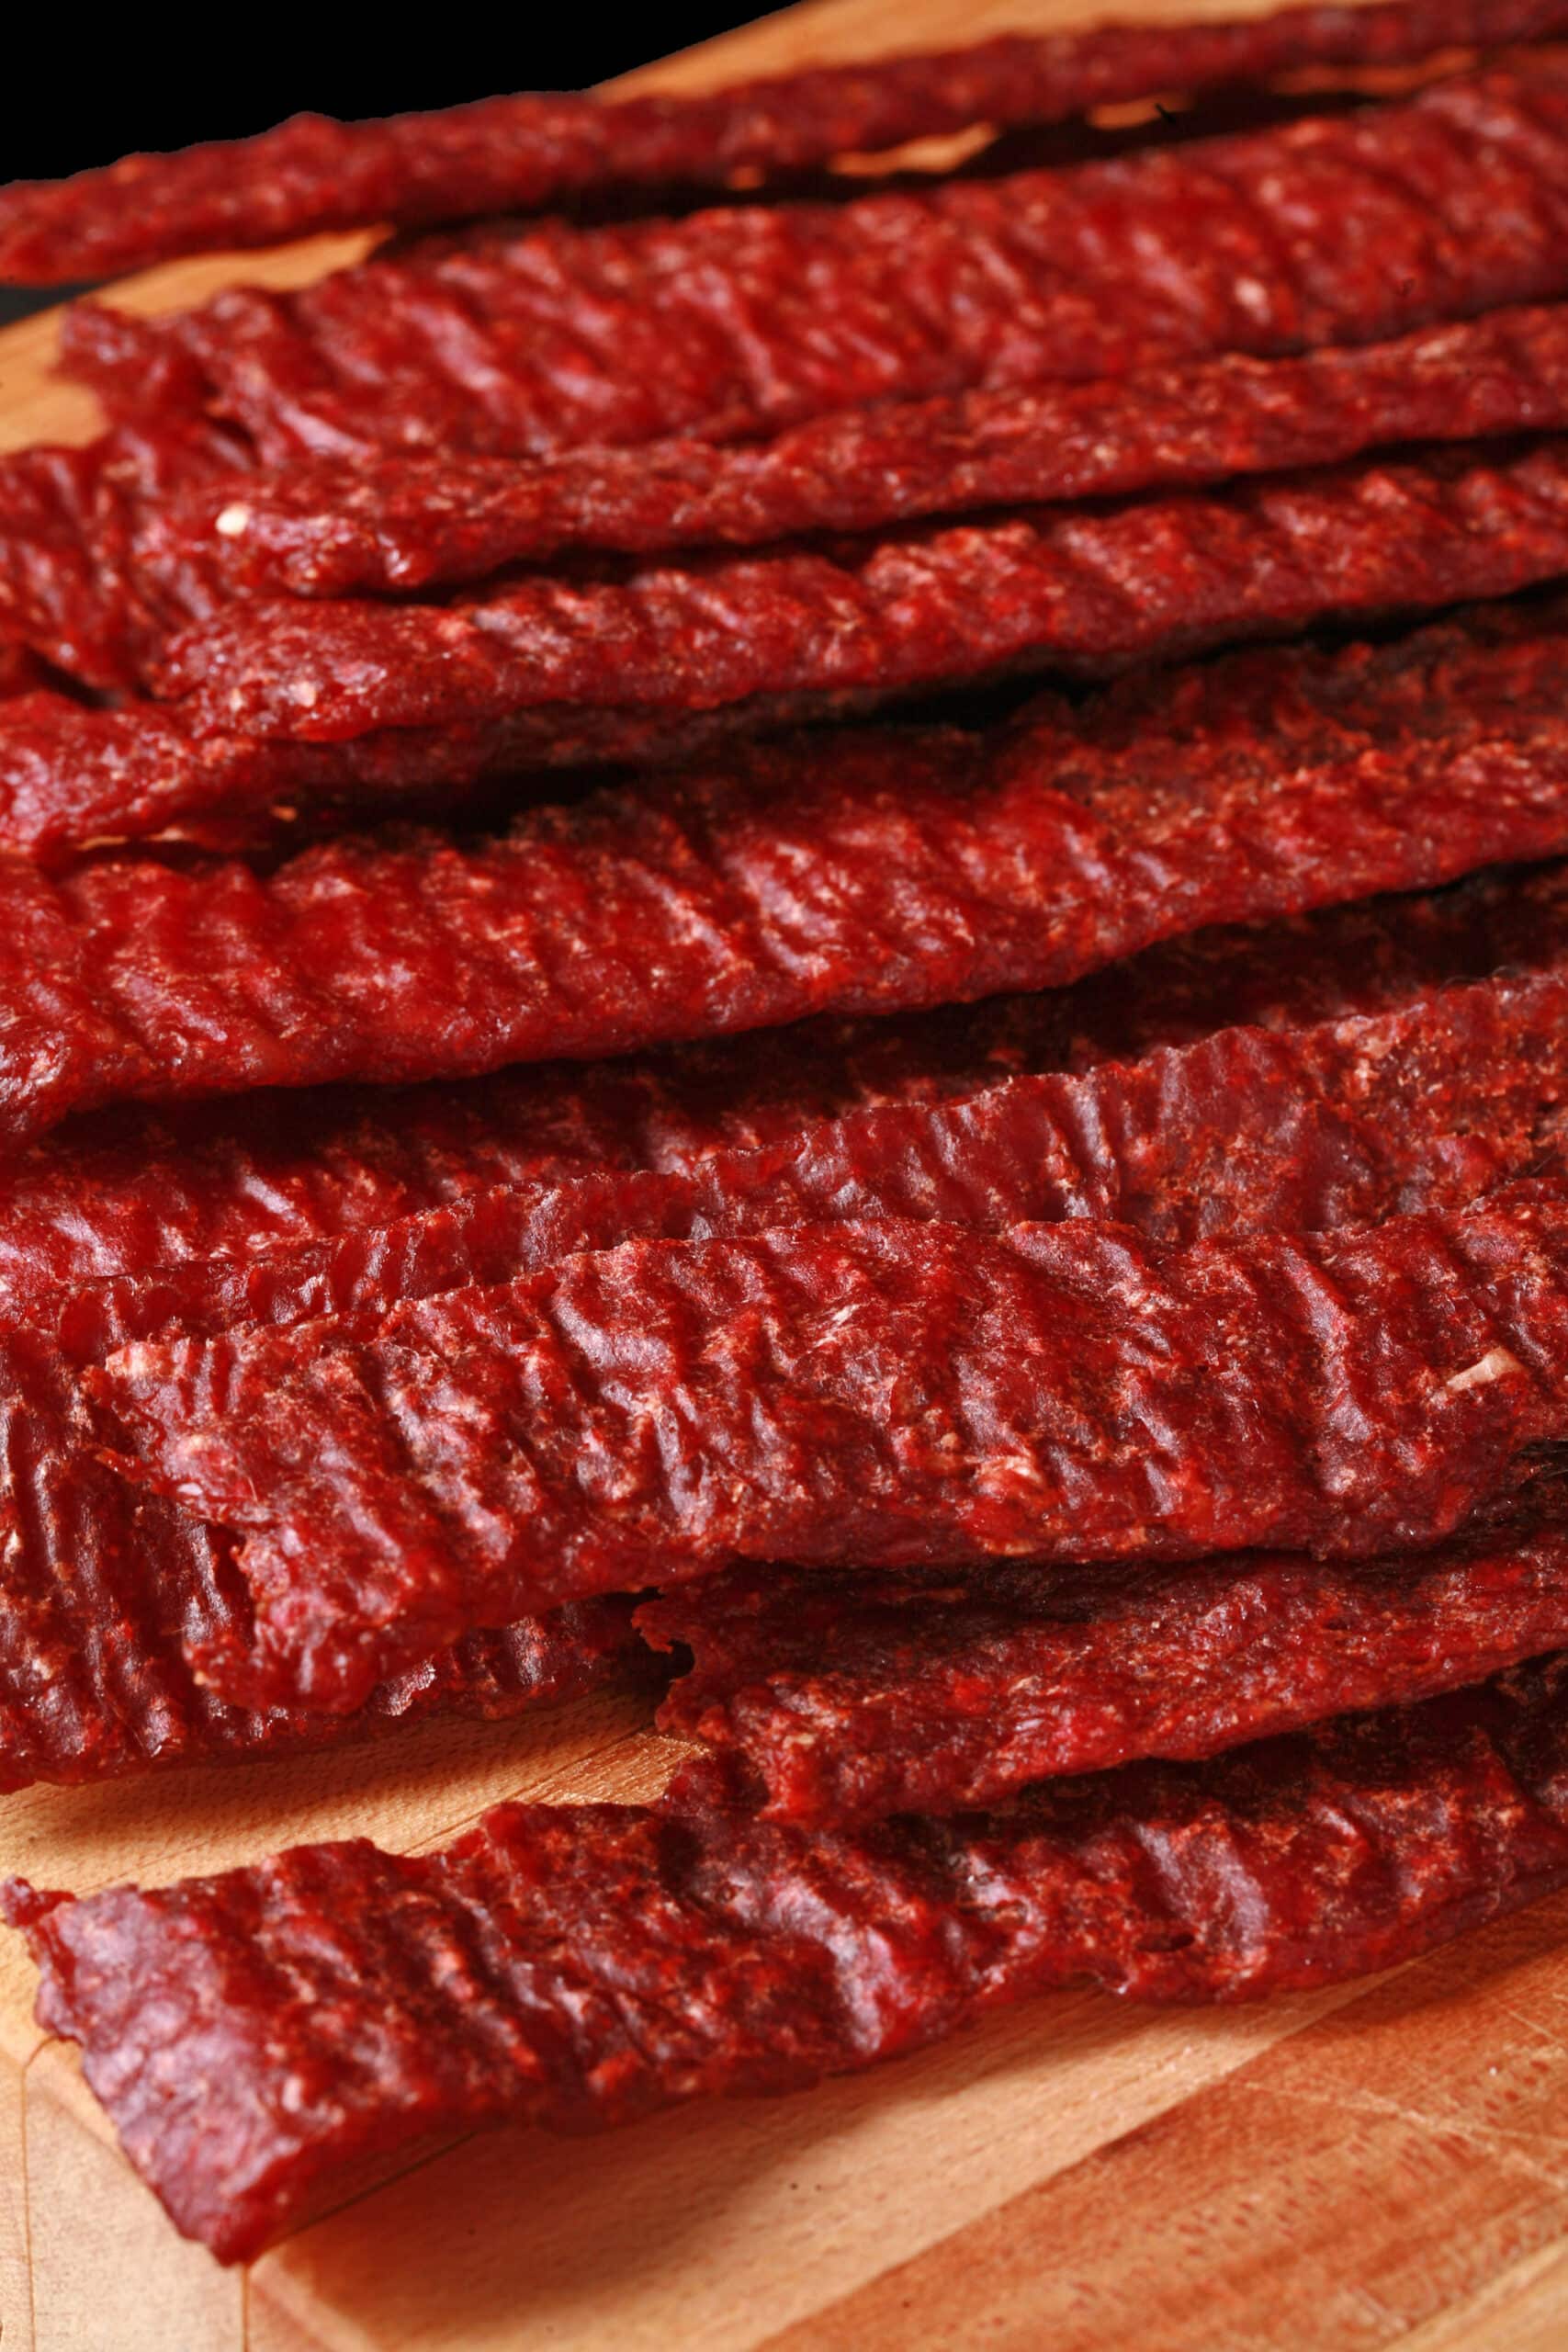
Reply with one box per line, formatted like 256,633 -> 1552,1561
10,610 -> 1568,1144
167,304 -> 1568,599
85,64 -> 1568,462
645,1510 -> 1568,1822
5,0 -> 1561,282
158,440 -> 1568,741
90,1186 -> 1568,1712
13,1657 -> 1568,2262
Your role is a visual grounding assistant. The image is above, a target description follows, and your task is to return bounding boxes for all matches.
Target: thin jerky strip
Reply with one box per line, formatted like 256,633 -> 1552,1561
13,1657 -> 1568,2263
53,963 -> 1568,1362
159,439 -> 1568,741
91,1185 -> 1568,1713
6,853 -> 1564,1297
173,303 -> 1568,599
645,1508 -> 1568,1822
15,613 -> 1568,1144
7,0 -> 1561,281
94,62 -> 1568,463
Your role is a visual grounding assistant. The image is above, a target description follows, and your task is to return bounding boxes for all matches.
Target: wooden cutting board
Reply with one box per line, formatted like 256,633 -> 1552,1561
6,3 -> 1568,2344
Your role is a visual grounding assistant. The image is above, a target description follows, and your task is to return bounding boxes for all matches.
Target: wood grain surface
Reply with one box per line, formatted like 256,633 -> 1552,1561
6,2 -> 1568,2345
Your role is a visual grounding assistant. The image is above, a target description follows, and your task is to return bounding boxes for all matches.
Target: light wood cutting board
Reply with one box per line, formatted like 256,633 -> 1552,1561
6,4 -> 1568,2345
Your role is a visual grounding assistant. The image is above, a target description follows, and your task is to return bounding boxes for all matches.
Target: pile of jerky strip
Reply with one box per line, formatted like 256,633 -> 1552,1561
13,0 -> 1568,2269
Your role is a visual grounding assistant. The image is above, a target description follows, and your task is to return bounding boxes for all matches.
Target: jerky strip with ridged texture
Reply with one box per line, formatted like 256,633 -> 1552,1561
15,1657 -> 1568,2263
90,63 -> 1568,462
91,1185 -> 1568,1712
645,1503 -> 1568,1821
6,852 -> 1563,1297
173,304 -> 1568,598
7,0 -> 1559,281
159,439 -> 1568,740
17,948 -> 1553,1794
51,962 -> 1568,1368
16,614 -> 1568,1144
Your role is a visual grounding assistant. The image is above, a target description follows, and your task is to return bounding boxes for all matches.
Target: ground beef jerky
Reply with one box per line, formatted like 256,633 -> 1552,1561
0,1319 -> 643,1792
47,960 -> 1568,1371
79,62 -> 1568,463
15,1655 -> 1568,2262
646,1500 -> 1568,1821
6,0 -> 1559,281
4,854 -> 1564,1297
90,1185 -> 1568,1712
13,612 -> 1568,1143
154,439 -> 1568,741
169,305 -> 1568,599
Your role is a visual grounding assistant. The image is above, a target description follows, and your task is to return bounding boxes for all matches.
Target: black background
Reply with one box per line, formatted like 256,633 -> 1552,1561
0,11 -> 769,320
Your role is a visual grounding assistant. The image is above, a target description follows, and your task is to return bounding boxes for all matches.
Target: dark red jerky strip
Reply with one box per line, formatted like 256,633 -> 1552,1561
17,610 -> 1568,1144
157,439 -> 1568,741
7,0 -> 1559,281
0,1325 -> 642,1792
15,1657 -> 1568,2265
49,964 -> 1568,1373
94,63 -> 1568,464
5,853 -> 1563,1299
645,1503 -> 1568,1821
169,304 -> 1568,599
90,1186 -> 1568,1713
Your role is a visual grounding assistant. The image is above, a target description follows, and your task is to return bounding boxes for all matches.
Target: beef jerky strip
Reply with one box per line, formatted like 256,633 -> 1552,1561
159,439 -> 1568,741
167,303 -> 1568,601
6,851 -> 1564,1298
15,1656 -> 1568,2263
16,611 -> 1568,1145
49,962 -> 1568,1373
0,1322 -> 643,1792
645,1501 -> 1568,1822
17,937 -> 1545,1797
90,62 -> 1568,463
90,1184 -> 1568,1713
8,0 -> 1560,282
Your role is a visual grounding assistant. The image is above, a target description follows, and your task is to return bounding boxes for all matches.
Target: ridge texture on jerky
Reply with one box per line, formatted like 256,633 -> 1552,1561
91,1185 -> 1568,1712
157,433 -> 1568,740
54,963 -> 1568,1369
157,439 -> 1568,741
4,0 -> 1554,281
6,854 -> 1563,1297
14,1656 -> 1568,2262
176,304 -> 1568,599
11,614 -> 1568,1143
646,1501 -> 1568,1820
83,63 -> 1568,463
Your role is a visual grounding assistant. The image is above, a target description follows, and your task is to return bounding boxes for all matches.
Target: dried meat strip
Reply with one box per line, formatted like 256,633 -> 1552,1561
645,1505 -> 1568,1821
85,62 -> 1568,463
157,440 -> 1568,741
90,1185 -> 1568,1713
6,0 -> 1558,282
14,1655 -> 1568,2262
10,609 -> 1568,1144
51,961 -> 1568,1367
167,304 -> 1568,599
5,853 -> 1562,1298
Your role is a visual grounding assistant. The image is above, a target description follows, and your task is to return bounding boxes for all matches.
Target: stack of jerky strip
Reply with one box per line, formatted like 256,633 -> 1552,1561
6,0 -> 1568,2266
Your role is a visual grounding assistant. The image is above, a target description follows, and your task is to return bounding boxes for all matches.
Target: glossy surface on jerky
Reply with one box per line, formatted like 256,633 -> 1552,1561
83,63 -> 1568,462
54,959 -> 1568,1369
11,612 -> 1568,1143
16,1656 -> 1568,2262
6,0 -> 1556,280
154,439 -> 1568,739
4,854 -> 1563,1298
175,305 -> 1568,598
92,1186 -> 1568,1711
648,1501 -> 1568,1820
